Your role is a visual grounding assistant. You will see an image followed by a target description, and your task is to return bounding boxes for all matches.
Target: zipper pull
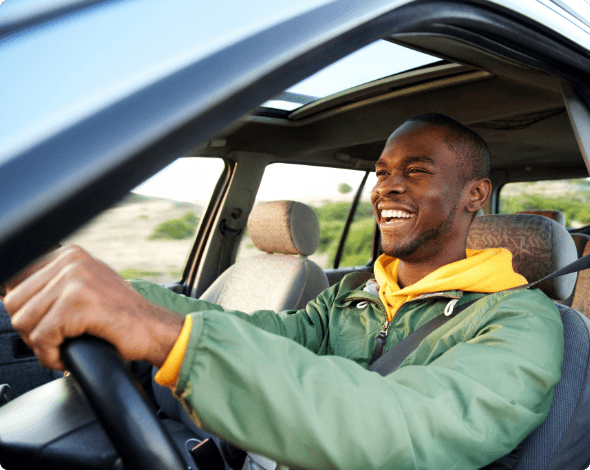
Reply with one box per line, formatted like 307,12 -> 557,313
369,319 -> 391,366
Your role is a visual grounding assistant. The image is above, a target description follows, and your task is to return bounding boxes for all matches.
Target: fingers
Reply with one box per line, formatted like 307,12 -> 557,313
5,246 -> 85,316
3,244 -> 68,299
4,246 -> 96,369
4,243 -> 184,370
0,244 -> 63,301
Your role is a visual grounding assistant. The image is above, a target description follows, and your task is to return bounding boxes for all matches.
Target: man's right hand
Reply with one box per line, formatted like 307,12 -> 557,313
3,245 -> 185,371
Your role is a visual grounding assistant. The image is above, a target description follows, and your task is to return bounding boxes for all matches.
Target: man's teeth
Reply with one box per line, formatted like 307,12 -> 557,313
381,209 -> 413,219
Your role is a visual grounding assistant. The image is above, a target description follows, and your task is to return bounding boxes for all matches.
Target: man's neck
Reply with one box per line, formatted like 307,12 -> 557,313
397,249 -> 467,289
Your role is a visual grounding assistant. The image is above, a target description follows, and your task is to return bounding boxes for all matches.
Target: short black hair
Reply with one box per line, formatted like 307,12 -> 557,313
407,113 -> 491,183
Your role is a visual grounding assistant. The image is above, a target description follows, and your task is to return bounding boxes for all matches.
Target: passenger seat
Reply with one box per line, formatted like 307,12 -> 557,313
200,199 -> 329,311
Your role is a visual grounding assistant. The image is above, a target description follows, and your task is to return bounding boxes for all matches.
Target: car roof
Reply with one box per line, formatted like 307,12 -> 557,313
1,0 -> 590,281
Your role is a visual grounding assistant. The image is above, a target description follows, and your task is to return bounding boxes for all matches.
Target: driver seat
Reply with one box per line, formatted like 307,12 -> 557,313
467,214 -> 590,469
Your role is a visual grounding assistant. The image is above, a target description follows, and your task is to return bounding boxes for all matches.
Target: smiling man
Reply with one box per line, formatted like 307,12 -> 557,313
3,114 -> 563,470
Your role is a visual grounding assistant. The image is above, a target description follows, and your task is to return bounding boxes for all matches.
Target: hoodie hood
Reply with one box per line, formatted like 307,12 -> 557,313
374,248 -> 527,321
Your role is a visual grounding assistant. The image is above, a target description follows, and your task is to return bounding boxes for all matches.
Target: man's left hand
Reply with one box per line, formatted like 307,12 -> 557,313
3,245 -> 184,371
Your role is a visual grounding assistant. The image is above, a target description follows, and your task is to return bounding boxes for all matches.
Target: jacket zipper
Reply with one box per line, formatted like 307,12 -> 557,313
346,292 -> 462,365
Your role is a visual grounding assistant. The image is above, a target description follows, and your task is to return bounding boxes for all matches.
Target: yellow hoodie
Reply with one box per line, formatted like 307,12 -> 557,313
374,248 -> 527,322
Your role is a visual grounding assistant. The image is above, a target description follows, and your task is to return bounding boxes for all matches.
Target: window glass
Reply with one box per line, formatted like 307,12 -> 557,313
236,164 -> 376,269
62,157 -> 225,284
337,173 -> 377,267
499,178 -> 590,228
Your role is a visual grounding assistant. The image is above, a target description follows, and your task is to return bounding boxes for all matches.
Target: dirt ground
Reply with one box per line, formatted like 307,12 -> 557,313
63,200 -> 198,284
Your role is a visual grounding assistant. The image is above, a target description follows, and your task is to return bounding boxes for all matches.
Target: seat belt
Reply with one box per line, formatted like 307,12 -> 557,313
216,218 -> 242,278
368,253 -> 590,375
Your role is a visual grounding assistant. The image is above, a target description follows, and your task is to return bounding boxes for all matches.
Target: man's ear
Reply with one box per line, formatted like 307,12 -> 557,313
465,178 -> 492,214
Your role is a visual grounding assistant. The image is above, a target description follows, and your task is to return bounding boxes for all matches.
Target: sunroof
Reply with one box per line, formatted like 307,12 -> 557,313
262,40 -> 440,112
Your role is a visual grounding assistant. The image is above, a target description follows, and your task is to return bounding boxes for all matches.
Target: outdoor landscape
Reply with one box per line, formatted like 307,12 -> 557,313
63,178 -> 590,285
499,178 -> 590,228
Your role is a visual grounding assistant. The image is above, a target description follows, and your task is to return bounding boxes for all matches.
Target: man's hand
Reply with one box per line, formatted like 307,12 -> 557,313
3,245 -> 184,370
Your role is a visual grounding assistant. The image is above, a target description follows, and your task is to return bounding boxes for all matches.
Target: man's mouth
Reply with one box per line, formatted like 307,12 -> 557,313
380,209 -> 415,223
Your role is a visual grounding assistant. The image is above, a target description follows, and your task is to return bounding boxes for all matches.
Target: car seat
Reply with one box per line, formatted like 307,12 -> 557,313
199,200 -> 329,311
467,214 -> 590,469
518,209 -> 566,226
154,201 -> 330,465
517,209 -> 589,307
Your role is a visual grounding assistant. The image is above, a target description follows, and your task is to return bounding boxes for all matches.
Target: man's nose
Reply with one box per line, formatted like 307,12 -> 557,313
373,175 -> 406,198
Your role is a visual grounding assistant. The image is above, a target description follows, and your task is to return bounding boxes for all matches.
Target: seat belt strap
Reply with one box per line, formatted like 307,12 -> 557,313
367,296 -> 482,374
216,219 -> 242,278
368,252 -> 590,376
508,252 -> 590,290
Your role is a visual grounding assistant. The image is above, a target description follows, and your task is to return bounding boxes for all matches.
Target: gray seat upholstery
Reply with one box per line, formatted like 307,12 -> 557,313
200,200 -> 329,311
468,214 -> 590,469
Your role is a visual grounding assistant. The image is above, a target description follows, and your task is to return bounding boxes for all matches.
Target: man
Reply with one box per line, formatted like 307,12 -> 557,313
2,114 -> 563,469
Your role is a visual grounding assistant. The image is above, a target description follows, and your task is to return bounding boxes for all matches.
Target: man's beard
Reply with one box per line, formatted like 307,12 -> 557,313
382,205 -> 457,259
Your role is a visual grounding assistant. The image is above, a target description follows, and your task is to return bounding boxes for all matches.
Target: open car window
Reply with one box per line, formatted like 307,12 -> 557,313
499,178 -> 590,229
62,157 -> 225,284
236,163 -> 377,269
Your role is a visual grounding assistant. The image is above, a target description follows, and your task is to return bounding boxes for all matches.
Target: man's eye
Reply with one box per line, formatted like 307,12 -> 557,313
408,168 -> 427,174
376,170 -> 388,177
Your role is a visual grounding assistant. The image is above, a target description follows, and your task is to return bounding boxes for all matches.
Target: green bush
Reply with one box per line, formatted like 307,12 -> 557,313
149,211 -> 200,240
500,192 -> 590,227
120,268 -> 163,279
332,217 -> 375,267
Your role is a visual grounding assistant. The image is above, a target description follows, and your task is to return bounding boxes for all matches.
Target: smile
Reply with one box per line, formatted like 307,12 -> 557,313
380,209 -> 415,221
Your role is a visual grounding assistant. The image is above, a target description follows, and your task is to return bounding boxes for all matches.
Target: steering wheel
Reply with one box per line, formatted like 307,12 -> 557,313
61,335 -> 187,470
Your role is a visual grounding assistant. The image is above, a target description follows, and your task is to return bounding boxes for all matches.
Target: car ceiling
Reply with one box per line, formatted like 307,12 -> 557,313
196,35 -> 586,182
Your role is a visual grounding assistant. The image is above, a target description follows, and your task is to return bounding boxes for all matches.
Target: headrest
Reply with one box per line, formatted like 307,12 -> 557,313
248,200 -> 320,256
518,210 -> 566,226
467,214 -> 577,300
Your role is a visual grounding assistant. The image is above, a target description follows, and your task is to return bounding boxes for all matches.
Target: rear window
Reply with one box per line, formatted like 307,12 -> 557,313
499,178 -> 590,228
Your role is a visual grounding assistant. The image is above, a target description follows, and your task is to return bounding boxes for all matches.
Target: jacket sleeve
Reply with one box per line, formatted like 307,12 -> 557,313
129,279 -> 337,354
167,289 -> 563,470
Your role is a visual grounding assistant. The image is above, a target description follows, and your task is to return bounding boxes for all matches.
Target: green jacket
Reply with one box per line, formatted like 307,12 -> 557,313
131,273 -> 564,470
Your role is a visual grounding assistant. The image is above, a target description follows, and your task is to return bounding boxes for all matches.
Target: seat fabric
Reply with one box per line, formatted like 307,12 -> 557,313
469,214 -> 590,469
467,214 -> 577,300
515,304 -> 590,470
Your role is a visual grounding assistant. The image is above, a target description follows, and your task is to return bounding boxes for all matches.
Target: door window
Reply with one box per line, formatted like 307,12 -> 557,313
499,178 -> 590,228
62,157 -> 225,283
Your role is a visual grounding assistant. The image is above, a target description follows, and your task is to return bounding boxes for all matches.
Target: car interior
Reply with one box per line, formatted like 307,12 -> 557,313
2,6 -> 590,468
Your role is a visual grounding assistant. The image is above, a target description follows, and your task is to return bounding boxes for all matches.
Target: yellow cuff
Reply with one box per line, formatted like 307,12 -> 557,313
154,315 -> 193,388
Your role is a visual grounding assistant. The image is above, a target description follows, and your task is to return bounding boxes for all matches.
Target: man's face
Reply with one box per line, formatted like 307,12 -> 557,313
371,121 -> 468,261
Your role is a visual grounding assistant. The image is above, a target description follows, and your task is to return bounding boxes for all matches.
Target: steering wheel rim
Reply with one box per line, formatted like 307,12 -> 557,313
61,335 -> 187,470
